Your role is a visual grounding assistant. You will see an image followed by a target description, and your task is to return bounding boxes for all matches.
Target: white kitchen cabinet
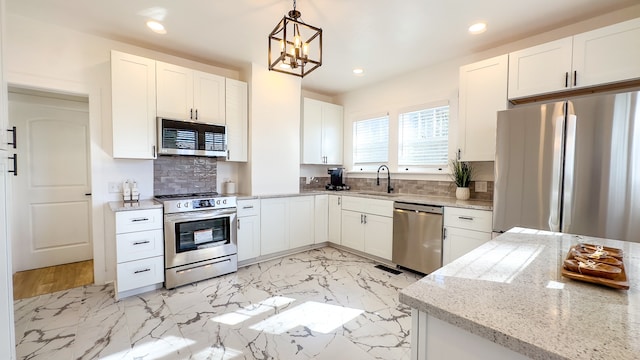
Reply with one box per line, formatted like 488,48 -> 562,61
458,54 -> 508,161
237,199 -> 260,262
508,37 -> 573,99
301,98 -> 344,165
156,61 -> 226,123
572,18 -> 640,89
340,196 -> 393,260
260,196 -> 315,256
113,208 -> 164,299
110,50 -> 157,159
225,78 -> 248,162
508,17 -> 640,100
442,207 -> 492,265
314,194 -> 328,244
328,195 -> 342,244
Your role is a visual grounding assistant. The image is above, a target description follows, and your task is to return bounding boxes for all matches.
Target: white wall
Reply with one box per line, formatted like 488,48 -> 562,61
336,5 -> 640,183
246,63 -> 301,195
4,14 -> 241,283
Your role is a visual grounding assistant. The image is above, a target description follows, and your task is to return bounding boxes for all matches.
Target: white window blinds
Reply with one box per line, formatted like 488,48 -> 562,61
353,115 -> 389,164
398,105 -> 449,166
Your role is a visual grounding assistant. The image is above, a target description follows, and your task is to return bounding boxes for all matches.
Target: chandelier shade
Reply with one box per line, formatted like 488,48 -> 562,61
268,1 -> 322,77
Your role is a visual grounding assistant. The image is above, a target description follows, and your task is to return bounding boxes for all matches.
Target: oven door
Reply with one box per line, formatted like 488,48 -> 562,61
164,208 -> 237,269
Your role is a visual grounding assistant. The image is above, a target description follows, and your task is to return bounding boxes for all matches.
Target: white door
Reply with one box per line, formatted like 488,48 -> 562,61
363,214 -> 393,260
9,92 -> 92,272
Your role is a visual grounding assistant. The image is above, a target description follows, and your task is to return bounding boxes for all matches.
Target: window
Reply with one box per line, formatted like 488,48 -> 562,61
398,104 -> 449,166
353,115 -> 389,164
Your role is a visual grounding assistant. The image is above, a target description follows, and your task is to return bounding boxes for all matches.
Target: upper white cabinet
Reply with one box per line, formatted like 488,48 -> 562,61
225,79 -> 248,162
458,54 -> 508,161
301,98 -> 344,165
111,50 -> 157,159
509,18 -> 640,100
156,61 -> 226,123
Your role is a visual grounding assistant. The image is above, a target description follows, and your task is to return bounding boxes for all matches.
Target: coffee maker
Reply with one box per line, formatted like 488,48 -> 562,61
326,168 -> 350,190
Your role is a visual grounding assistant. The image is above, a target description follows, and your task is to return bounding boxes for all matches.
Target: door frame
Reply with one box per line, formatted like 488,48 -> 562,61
6,73 -> 106,285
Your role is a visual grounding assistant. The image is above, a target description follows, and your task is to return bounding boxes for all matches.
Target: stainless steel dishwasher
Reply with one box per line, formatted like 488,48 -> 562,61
392,202 -> 443,274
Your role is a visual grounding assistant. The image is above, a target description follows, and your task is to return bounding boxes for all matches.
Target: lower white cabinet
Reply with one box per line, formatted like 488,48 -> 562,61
237,199 -> 261,262
260,196 -> 315,256
340,196 -> 393,260
314,195 -> 328,244
328,195 -> 342,244
443,207 -> 492,265
112,207 -> 164,299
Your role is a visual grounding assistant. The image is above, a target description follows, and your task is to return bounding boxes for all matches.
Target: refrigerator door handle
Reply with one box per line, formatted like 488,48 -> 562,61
548,103 -> 566,232
562,111 -> 577,233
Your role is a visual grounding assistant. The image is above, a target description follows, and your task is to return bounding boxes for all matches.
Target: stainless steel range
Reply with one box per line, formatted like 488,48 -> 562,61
155,192 -> 237,289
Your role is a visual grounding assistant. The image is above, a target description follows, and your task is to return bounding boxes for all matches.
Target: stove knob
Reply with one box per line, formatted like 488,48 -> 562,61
216,200 -> 221,205
184,202 -> 190,208
177,203 -> 181,208
223,199 -> 227,205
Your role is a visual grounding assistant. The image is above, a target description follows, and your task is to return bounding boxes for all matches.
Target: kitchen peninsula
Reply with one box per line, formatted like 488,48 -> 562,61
400,228 -> 640,360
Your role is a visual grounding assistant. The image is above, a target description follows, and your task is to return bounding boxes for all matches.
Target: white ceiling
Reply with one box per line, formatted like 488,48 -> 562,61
6,0 -> 639,95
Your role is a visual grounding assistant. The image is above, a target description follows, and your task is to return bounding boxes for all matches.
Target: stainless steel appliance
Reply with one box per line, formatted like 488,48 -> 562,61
155,192 -> 237,289
392,202 -> 443,274
326,167 -> 350,190
494,90 -> 640,242
157,117 -> 227,157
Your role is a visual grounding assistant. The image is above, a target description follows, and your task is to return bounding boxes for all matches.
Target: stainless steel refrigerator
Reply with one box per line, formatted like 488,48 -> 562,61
493,90 -> 640,243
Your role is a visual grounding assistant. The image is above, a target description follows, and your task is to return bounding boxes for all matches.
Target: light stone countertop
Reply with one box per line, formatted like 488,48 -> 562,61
399,227 -> 640,360
238,191 -> 493,211
108,200 -> 163,212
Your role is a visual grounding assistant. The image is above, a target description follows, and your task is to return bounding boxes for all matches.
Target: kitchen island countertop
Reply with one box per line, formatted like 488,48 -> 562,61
399,228 -> 640,359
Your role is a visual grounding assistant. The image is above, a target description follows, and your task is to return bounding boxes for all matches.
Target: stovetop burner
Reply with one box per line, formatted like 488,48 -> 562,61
154,192 -> 219,200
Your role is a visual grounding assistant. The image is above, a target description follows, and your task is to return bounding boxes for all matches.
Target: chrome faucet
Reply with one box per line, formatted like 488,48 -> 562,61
376,165 -> 393,193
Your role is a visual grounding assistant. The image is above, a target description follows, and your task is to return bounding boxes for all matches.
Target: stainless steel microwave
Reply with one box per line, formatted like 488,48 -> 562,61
157,117 -> 227,157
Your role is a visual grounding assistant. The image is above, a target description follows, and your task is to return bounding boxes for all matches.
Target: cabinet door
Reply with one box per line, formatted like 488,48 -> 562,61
301,98 -> 323,164
111,51 -> 157,159
237,215 -> 261,262
193,70 -> 225,123
289,196 -> 315,248
572,18 -> 640,89
341,210 -> 364,252
443,227 -> 491,265
260,198 -> 289,255
156,61 -> 193,120
314,195 -> 328,244
328,195 -> 342,244
0,157 -> 16,358
363,214 -> 393,260
508,37 -> 573,99
322,102 -> 344,165
458,54 -> 508,161
225,79 -> 248,162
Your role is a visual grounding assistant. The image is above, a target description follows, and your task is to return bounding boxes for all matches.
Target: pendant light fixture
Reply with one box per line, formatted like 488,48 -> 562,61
268,0 -> 322,77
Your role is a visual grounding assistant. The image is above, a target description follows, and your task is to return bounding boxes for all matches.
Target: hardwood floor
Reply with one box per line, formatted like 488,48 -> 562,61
12,260 -> 94,300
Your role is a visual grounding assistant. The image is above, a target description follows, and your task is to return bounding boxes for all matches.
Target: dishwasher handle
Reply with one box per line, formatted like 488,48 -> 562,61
394,202 -> 443,214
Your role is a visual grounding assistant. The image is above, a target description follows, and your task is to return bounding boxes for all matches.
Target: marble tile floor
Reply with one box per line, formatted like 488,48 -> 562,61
14,247 -> 422,360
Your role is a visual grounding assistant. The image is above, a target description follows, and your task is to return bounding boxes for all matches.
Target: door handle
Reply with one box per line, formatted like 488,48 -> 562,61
458,216 -> 474,221
360,214 -> 363,224
131,217 -> 150,222
190,108 -> 193,119
363,214 -> 367,224
8,154 -> 17,176
195,109 -> 198,120
85,193 -> 92,196
7,126 -> 16,149
152,145 -> 156,158
573,71 -> 577,86
133,240 -> 150,245
134,268 -> 151,274
337,197 -> 341,206
237,218 -> 240,230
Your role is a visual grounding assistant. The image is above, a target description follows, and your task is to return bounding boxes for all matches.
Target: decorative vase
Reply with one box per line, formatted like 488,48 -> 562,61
456,187 -> 470,200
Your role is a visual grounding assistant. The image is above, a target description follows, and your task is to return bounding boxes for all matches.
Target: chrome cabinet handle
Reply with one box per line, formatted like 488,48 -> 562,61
458,216 -> 474,221
565,72 -> 569,88
133,240 -> 150,245
364,214 -> 367,224
190,108 -> 193,119
195,109 -> 198,120
337,197 -> 341,206
242,205 -> 254,209
8,154 -> 17,176
152,145 -> 156,158
573,71 -> 577,86
7,126 -> 16,148
237,219 -> 240,230
131,217 -> 149,222
443,227 -> 447,239
134,268 -> 151,274
360,214 -> 363,224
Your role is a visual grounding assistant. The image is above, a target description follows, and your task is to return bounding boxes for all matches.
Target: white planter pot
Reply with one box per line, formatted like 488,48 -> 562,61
456,187 -> 470,200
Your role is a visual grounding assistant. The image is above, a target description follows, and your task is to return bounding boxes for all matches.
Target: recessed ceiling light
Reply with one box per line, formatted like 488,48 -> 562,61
468,22 -> 487,35
353,68 -> 364,76
146,20 -> 167,34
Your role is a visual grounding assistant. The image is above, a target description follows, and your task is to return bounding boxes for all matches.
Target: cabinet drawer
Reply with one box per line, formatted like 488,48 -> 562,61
342,196 -> 393,217
116,208 -> 163,234
116,229 -> 164,263
237,199 -> 260,217
444,207 -> 492,232
116,256 -> 164,293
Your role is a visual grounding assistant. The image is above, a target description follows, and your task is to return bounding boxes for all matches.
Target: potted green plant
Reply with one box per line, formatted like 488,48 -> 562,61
450,159 -> 473,200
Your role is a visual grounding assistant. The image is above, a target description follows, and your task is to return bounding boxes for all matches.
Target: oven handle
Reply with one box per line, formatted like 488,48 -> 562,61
164,209 -> 236,223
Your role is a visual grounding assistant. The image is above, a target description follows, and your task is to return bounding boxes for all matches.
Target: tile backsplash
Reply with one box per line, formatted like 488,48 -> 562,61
300,176 -> 493,201
154,156 -> 217,196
